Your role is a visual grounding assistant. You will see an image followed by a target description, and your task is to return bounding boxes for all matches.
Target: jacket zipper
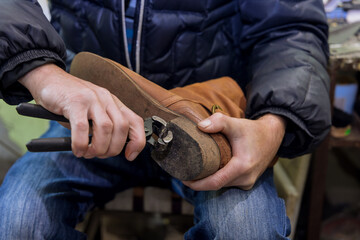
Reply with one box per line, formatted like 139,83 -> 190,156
134,0 -> 145,74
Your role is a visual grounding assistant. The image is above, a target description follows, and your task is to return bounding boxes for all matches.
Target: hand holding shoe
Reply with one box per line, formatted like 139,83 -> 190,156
183,113 -> 286,191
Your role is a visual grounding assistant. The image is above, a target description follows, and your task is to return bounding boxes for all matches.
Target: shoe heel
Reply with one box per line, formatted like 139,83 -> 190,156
152,117 -> 220,180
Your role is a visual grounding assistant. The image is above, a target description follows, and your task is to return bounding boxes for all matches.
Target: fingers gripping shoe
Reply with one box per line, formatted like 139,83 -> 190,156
70,52 -> 246,180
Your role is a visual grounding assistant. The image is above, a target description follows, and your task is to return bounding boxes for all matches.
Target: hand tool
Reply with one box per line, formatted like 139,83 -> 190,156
16,102 -> 173,153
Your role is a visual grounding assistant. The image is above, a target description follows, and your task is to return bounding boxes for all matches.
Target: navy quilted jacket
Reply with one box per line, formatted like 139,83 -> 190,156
0,0 -> 331,158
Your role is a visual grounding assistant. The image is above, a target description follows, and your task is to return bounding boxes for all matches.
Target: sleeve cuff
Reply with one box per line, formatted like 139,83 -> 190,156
0,51 -> 65,105
248,107 -> 317,158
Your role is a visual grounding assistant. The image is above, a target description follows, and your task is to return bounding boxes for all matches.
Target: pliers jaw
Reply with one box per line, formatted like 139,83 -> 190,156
145,116 -> 173,151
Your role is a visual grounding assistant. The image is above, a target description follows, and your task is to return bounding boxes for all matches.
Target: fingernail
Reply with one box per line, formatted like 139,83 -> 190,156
198,119 -> 211,128
128,151 -> 139,161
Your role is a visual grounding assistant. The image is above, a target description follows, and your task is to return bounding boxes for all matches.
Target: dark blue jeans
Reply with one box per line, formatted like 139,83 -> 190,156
0,121 -> 290,239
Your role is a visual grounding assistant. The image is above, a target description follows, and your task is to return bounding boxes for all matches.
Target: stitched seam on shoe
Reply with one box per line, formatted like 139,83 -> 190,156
175,108 -> 203,123
160,95 -> 183,107
166,98 -> 213,115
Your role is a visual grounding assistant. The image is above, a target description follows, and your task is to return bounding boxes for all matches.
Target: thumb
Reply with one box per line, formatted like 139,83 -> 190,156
197,112 -> 229,134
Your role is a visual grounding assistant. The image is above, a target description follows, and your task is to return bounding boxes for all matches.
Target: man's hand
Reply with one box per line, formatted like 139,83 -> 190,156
183,113 -> 286,191
19,64 -> 146,160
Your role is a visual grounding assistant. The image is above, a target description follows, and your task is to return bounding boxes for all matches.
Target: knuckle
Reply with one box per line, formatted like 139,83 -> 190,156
90,143 -> 107,156
72,140 -> 88,154
118,119 -> 130,133
99,119 -> 114,133
97,87 -> 111,97
241,175 -> 257,190
74,120 -> 88,132
135,115 -> 144,126
242,182 -> 255,190
212,112 -> 225,120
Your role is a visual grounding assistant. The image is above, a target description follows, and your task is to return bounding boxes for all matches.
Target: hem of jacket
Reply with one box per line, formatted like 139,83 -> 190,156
248,107 -> 315,158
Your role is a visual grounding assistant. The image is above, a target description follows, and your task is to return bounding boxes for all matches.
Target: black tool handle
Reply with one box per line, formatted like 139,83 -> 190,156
16,103 -> 69,122
26,137 -> 72,152
26,136 -> 92,152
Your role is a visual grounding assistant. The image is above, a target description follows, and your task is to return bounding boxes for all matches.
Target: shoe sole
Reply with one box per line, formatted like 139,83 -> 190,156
70,52 -> 220,180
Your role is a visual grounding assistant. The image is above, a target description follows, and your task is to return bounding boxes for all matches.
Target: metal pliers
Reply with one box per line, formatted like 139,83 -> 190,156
16,103 -> 173,152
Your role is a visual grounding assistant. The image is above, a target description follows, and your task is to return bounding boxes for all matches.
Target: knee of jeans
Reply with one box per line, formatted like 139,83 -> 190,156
0,192 -> 46,239
207,200 -> 290,239
188,188 -> 291,240
0,191 -> 87,240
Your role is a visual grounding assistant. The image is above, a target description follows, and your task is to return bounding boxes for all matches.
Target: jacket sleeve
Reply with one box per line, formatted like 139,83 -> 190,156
0,0 -> 66,105
240,0 -> 331,158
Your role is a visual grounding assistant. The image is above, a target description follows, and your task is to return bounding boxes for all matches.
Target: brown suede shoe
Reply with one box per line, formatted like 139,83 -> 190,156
70,52 -> 246,180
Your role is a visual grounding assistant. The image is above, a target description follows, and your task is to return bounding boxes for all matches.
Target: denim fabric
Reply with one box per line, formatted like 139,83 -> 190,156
0,121 -> 290,240
173,171 -> 291,239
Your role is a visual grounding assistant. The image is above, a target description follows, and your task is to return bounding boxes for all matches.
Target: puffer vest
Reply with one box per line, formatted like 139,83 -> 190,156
50,0 -> 246,89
